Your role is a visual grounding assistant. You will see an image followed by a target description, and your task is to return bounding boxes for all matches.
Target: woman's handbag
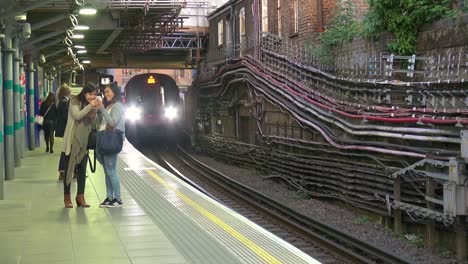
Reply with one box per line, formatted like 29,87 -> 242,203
34,115 -> 44,125
34,105 -> 53,125
97,129 -> 124,155
87,127 -> 97,150
88,152 -> 97,173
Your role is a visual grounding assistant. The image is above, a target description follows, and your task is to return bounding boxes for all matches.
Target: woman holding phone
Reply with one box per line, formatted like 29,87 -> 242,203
61,82 -> 103,208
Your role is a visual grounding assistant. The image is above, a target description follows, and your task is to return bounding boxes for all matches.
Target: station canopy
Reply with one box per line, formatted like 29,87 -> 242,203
0,0 -> 211,70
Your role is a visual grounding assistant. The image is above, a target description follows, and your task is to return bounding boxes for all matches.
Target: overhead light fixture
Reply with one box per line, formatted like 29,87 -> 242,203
71,34 -> 84,39
77,50 -> 87,54
22,23 -> 31,39
82,60 -> 91,64
79,4 -> 97,15
74,25 -> 89,30
14,13 -> 27,21
74,45 -> 85,49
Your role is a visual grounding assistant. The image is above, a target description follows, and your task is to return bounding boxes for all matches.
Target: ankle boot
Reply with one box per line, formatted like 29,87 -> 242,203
64,194 -> 73,208
76,194 -> 90,208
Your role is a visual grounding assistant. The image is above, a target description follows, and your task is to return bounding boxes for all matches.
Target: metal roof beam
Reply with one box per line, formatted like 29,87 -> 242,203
31,13 -> 69,30
24,29 -> 66,47
45,48 -> 68,58
97,28 -> 123,54
30,38 -> 63,53
0,0 -> 56,20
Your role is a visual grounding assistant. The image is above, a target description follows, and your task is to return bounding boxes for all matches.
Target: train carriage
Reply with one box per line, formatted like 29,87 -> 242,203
124,73 -> 181,142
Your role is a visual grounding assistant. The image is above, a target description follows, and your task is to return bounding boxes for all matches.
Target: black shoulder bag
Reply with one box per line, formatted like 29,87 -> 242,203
87,125 -> 98,173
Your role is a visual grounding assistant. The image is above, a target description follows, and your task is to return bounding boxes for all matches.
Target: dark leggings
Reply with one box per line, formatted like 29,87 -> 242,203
43,122 -> 55,150
63,155 -> 88,195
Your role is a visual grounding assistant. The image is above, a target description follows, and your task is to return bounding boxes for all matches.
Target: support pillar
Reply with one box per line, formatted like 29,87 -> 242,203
27,62 -> 35,150
456,216 -> 467,261
425,176 -> 436,250
43,75 -> 48,95
393,175 -> 402,234
58,68 -> 61,86
0,33 -> 4,199
19,51 -> 25,155
3,36 -> 15,180
13,37 -> 21,167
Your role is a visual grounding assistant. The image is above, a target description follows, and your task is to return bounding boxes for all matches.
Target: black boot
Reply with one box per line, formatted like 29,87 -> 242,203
45,135 -> 49,152
50,138 -> 54,153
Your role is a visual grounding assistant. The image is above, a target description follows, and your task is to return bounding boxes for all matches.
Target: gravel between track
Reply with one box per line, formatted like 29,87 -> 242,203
190,152 -> 462,264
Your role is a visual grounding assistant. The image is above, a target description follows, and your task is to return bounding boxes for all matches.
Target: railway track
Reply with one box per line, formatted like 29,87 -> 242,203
148,145 -> 410,264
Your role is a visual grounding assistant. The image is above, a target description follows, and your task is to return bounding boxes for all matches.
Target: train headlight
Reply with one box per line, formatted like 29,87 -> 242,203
164,106 -> 178,120
125,106 -> 142,121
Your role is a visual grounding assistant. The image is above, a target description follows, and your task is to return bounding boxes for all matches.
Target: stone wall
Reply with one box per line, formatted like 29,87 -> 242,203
332,13 -> 468,81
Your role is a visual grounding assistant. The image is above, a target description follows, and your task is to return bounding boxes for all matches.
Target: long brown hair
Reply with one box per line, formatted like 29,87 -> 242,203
57,84 -> 71,101
103,82 -> 121,107
44,92 -> 56,108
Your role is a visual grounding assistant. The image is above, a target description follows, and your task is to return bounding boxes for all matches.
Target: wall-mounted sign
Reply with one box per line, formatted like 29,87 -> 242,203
147,75 -> 156,84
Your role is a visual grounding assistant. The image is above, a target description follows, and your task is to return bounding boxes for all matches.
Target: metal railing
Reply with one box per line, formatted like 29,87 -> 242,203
200,32 -> 468,83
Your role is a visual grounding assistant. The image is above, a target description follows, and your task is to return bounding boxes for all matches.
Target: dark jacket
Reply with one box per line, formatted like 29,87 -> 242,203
39,101 -> 57,122
55,97 -> 69,137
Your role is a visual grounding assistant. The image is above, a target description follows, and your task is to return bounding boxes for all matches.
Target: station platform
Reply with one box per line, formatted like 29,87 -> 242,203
0,139 -> 319,264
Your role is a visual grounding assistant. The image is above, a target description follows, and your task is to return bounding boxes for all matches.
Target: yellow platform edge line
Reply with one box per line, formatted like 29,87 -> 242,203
146,169 -> 283,264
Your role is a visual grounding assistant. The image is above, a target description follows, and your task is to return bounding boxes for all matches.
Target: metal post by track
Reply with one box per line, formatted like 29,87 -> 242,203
3,36 -> 15,180
47,75 -> 51,93
27,62 -> 35,150
13,37 -> 21,167
0,33 -> 4,199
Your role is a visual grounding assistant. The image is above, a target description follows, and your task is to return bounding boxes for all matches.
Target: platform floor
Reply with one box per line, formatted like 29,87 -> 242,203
0,138 -> 318,264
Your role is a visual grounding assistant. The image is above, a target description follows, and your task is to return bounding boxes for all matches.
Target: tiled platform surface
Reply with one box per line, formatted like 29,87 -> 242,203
0,138 -> 318,264
0,138 -> 187,264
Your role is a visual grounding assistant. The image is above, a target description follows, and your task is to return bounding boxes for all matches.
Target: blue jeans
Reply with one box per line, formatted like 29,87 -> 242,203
97,151 -> 120,201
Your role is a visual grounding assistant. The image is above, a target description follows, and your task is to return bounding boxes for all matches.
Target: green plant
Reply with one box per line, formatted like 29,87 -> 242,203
292,190 -> 309,200
307,0 -> 361,64
404,233 -> 424,247
306,44 -> 334,65
353,215 -> 371,224
363,0 -> 454,55
439,248 -> 453,258
320,0 -> 362,47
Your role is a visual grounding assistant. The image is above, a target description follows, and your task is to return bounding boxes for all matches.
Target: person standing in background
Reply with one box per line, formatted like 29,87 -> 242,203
55,84 -> 71,181
39,92 -> 57,153
55,83 -> 71,138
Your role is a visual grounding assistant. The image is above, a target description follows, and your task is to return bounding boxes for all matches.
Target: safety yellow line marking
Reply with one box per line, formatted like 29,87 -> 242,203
146,169 -> 283,264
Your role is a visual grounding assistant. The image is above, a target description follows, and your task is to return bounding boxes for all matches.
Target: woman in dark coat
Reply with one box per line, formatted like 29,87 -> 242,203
55,84 -> 71,181
55,84 -> 71,138
39,92 -> 57,153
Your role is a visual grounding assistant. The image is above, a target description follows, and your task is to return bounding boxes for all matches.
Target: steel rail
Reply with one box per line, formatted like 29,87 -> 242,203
174,146 -> 411,264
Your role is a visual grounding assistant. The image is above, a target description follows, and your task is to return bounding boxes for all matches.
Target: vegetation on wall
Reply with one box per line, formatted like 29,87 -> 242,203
307,0 -> 361,65
308,0 -> 455,64
320,0 -> 362,47
363,0 -> 454,55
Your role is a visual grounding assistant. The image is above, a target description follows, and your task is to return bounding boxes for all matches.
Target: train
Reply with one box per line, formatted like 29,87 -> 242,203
123,73 -> 181,142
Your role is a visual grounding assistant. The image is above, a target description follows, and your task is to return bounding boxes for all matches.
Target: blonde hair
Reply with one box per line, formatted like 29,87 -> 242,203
57,83 -> 71,101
